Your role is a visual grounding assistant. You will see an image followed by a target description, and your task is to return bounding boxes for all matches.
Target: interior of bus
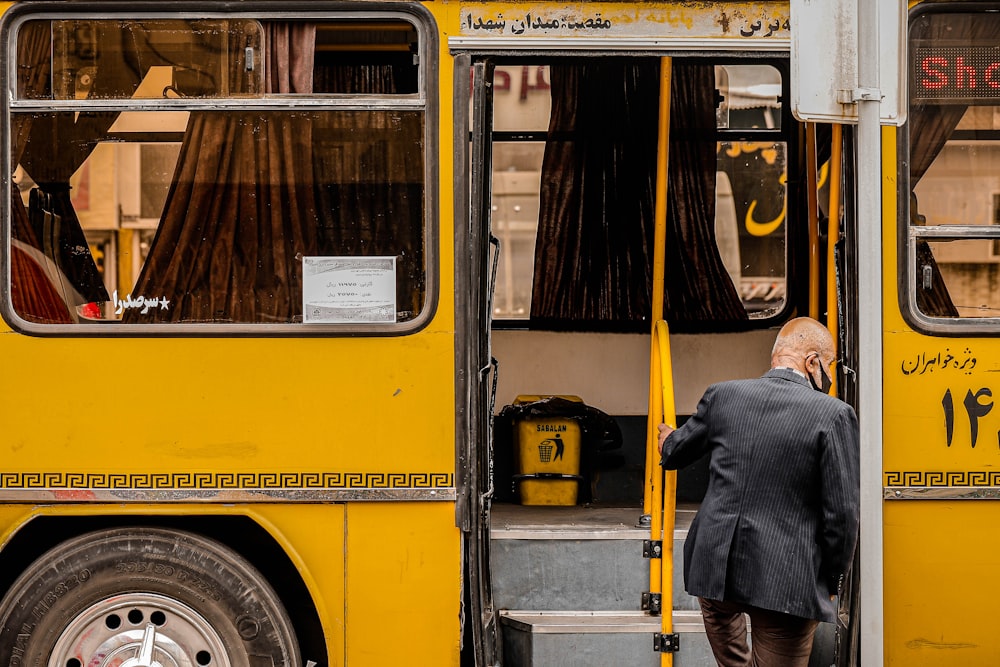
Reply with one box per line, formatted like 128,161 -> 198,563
467,56 -> 850,664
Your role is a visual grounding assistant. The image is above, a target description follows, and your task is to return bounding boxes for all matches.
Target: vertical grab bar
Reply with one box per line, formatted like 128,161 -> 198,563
806,122 -> 821,320
826,124 -> 843,395
641,55 -> 678,666
649,320 -> 678,664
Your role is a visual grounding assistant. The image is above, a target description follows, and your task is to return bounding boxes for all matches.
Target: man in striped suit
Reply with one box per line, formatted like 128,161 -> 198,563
658,317 -> 860,667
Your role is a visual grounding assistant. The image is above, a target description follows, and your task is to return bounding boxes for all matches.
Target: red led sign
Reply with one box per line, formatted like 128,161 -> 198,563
914,45 -> 1000,103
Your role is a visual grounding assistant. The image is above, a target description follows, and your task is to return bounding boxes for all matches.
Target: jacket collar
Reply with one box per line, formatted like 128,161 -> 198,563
765,366 -> 811,388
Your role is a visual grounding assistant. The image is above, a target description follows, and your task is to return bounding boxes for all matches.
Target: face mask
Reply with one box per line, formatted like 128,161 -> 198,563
809,362 -> 833,394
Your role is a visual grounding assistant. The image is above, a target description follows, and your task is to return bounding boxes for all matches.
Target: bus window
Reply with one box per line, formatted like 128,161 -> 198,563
5,14 -> 434,332
906,7 -> 1000,328
487,61 -> 789,329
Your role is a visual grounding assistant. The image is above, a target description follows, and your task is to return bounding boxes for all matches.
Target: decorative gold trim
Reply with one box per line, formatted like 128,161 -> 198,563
0,472 -> 455,502
884,471 -> 1000,500
884,471 -> 1000,487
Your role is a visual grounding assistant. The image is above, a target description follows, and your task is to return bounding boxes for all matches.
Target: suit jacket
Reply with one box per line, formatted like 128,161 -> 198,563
661,368 -> 860,622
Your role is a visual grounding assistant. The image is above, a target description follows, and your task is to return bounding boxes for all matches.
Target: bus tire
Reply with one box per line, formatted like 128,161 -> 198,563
0,526 -> 299,667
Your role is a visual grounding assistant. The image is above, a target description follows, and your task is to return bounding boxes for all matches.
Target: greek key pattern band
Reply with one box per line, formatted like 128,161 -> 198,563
0,471 -> 456,502
885,470 -> 1000,500
885,471 -> 1000,487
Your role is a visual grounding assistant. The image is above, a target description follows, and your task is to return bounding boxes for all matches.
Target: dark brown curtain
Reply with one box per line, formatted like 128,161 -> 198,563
531,61 -> 656,322
312,47 -> 425,318
531,61 -> 746,329
312,111 -> 425,318
126,24 -> 319,323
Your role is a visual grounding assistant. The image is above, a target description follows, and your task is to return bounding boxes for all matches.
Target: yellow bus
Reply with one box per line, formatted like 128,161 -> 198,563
1,0 -> 998,665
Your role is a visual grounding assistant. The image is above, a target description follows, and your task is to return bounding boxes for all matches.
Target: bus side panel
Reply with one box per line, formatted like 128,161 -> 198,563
0,335 -> 455,484
884,501 -> 1000,665
882,124 -> 1000,664
344,502 -> 461,665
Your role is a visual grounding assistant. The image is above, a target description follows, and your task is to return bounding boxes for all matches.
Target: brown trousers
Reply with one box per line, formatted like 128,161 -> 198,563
698,597 -> 820,667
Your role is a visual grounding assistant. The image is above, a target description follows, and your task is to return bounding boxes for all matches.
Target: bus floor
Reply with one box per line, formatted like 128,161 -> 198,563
490,501 -> 698,537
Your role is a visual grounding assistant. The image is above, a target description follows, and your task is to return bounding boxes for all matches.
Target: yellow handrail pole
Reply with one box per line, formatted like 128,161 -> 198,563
826,124 -> 842,395
647,334 -> 664,592
644,57 -> 671,523
644,56 -> 672,526
642,55 -> 677,666
655,321 -> 678,666
806,122 -> 820,319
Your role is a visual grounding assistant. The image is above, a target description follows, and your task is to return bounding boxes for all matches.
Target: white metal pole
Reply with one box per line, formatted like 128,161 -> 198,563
857,0 -> 884,663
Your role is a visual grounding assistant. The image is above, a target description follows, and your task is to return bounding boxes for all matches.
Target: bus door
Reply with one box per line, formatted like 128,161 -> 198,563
458,17 -> 805,662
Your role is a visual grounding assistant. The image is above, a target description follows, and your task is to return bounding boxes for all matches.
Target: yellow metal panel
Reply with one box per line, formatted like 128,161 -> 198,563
0,335 -> 455,484
249,504 -> 349,667
885,501 -> 1000,664
881,122 -> 1000,664
345,502 -> 461,666
0,3 -> 459,496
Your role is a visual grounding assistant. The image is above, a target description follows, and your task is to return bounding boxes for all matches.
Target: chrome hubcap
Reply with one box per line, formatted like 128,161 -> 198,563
48,593 -> 232,667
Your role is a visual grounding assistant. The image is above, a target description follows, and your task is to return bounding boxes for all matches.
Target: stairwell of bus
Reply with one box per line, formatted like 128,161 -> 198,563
485,327 -> 844,667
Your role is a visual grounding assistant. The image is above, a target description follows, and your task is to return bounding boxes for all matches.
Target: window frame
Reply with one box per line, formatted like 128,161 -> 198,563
900,2 -> 1000,336
0,2 -> 439,337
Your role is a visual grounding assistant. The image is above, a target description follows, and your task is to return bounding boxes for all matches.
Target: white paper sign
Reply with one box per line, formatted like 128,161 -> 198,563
302,257 -> 396,324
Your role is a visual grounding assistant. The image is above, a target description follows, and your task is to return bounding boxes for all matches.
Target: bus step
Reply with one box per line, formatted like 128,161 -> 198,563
490,503 -> 699,612
498,611 -> 836,667
498,610 -> 714,667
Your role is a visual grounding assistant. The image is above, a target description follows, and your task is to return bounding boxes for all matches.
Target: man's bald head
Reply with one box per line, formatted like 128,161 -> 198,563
771,317 -> 835,369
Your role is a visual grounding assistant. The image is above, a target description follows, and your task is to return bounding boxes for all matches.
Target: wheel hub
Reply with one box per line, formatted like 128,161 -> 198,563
49,593 -> 233,667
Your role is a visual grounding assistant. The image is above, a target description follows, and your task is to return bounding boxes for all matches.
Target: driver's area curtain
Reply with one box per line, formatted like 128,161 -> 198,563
531,60 -> 747,330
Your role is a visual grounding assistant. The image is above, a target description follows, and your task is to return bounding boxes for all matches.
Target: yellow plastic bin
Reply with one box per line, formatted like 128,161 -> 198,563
511,395 -> 584,506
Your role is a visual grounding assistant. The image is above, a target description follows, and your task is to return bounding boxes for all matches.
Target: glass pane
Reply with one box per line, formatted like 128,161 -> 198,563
313,21 -> 421,95
491,142 -> 544,318
913,139 -> 1000,226
16,18 -> 422,101
20,19 -> 265,100
8,16 -> 429,329
716,65 -> 782,130
716,141 -> 787,317
10,108 -> 426,325
921,240 -> 1000,318
491,66 -> 551,132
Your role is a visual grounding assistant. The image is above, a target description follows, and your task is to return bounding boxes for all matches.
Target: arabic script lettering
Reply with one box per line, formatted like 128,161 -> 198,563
113,290 -> 170,315
466,13 -> 613,34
